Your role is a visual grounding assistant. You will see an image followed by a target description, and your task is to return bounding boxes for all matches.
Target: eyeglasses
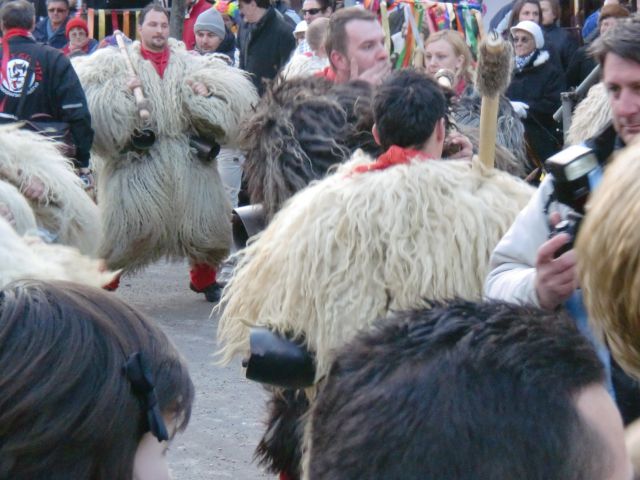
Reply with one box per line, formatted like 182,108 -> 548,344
512,35 -> 531,43
48,7 -> 68,13
302,8 -> 321,15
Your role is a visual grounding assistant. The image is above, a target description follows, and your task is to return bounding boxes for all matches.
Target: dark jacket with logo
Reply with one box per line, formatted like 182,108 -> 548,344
238,7 -> 295,95
33,16 -> 70,49
0,35 -> 93,167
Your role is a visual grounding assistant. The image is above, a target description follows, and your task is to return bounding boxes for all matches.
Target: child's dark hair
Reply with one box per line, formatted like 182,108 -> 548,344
373,69 -> 447,151
0,280 -> 194,479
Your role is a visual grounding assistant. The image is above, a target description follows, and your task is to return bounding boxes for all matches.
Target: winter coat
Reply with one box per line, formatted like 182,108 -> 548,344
542,23 -> 579,72
506,49 -> 564,162
566,45 -> 597,90
238,7 -> 296,95
33,16 -> 70,49
0,35 -> 93,168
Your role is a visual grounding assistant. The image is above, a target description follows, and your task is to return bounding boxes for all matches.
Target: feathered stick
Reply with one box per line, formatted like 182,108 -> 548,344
475,31 -> 513,169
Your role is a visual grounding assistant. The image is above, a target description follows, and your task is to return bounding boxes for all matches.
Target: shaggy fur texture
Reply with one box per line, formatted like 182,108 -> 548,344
577,143 -> 640,379
0,216 -> 115,288
453,92 -> 528,175
242,77 -> 378,221
0,180 -> 37,235
217,152 -> 534,379
255,388 -> 309,476
475,34 -> 513,98
73,40 -> 257,271
566,82 -> 612,145
0,125 -> 101,255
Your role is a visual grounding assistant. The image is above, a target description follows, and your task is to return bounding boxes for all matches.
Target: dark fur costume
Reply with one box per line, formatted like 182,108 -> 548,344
452,91 -> 529,176
241,77 -> 378,221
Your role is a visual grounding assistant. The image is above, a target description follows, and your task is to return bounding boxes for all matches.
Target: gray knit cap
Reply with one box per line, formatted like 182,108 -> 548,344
194,8 -> 226,39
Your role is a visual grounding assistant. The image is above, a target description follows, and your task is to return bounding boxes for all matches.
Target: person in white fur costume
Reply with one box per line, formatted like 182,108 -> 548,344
72,3 -> 257,300
217,69 -> 534,479
0,125 -> 101,256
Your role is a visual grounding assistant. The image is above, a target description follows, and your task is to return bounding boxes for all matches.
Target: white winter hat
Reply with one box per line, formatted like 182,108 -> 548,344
510,20 -> 544,49
294,20 -> 308,35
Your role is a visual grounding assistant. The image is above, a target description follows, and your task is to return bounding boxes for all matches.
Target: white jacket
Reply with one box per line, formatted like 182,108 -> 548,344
484,175 -> 572,306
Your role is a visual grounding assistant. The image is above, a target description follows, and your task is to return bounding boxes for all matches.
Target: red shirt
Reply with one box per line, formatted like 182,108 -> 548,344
315,65 -> 338,83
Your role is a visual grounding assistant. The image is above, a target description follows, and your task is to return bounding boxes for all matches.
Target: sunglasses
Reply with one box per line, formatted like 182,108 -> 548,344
302,7 -> 321,15
512,35 -> 531,43
48,7 -> 68,12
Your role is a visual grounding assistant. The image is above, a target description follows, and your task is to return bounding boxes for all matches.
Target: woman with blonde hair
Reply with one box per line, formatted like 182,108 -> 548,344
424,30 -> 475,97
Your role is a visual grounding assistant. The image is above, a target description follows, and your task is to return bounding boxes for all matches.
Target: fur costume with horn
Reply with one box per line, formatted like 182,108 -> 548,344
219,35 -> 533,479
0,125 -> 101,256
72,39 -> 257,273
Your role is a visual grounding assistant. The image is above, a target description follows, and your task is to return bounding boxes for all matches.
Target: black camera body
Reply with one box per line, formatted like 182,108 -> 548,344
544,145 -> 603,257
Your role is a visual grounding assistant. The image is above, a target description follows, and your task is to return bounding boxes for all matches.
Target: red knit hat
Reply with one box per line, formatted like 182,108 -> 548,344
65,17 -> 89,38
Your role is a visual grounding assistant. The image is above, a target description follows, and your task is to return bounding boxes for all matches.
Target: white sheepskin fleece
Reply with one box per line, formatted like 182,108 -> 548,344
0,216 -> 116,289
218,152 -> 534,378
0,180 -> 37,235
567,82 -> 612,145
73,40 -> 258,271
0,125 -> 101,256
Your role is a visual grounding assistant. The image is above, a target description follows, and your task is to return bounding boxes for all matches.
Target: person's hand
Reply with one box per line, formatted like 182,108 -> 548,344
21,175 -> 46,201
126,76 -> 142,92
186,79 -> 209,96
0,202 -> 15,227
534,212 -> 578,310
510,101 -> 529,119
444,131 -> 474,160
350,58 -> 391,86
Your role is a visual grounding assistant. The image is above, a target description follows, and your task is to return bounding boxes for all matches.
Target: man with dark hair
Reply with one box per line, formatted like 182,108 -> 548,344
237,0 -> 296,95
317,6 -> 390,85
0,0 -> 93,181
307,301 -> 633,480
73,2 -> 257,300
32,0 -> 70,48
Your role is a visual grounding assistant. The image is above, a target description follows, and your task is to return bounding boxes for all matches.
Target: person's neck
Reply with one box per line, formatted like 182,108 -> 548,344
142,43 -> 167,53
422,137 -> 443,159
50,19 -> 63,30
334,67 -> 349,84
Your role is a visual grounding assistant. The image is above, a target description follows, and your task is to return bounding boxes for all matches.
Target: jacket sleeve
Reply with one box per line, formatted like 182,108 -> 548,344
483,177 -> 557,306
277,31 -> 296,72
51,52 -> 94,168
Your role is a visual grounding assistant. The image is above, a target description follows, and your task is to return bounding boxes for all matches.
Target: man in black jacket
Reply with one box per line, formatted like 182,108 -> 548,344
0,0 -> 93,176
237,0 -> 295,95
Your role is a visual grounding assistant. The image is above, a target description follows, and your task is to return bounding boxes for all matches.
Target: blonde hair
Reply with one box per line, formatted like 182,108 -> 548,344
424,30 -> 475,85
576,142 -> 640,379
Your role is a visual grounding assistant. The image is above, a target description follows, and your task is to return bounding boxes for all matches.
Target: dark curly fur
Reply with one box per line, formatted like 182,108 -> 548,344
255,388 -> 310,478
241,77 -> 376,221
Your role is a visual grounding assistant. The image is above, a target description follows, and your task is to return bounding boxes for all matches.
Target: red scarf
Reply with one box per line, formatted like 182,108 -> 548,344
140,45 -> 170,78
352,145 -> 430,174
1,28 -> 31,85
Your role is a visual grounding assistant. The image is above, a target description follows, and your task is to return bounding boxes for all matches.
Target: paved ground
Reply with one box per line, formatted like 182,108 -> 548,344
116,260 -> 270,480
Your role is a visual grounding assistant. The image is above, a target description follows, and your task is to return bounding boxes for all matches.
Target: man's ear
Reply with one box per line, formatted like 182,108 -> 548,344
372,124 -> 381,146
330,50 -> 348,74
436,117 -> 446,144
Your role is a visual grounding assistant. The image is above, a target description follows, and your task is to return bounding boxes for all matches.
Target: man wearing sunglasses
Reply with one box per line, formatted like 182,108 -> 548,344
33,0 -> 71,49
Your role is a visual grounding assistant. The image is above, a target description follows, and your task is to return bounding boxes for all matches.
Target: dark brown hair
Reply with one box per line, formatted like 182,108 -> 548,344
0,0 -> 35,30
138,2 -> 169,25
0,281 -> 194,480
509,0 -> 542,28
590,15 -> 640,66
325,7 -> 377,67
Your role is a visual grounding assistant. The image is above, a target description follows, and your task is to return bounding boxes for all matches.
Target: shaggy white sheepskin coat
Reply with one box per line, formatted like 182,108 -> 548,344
0,125 -> 101,256
218,152 -> 534,380
73,39 -> 257,271
567,82 -> 612,145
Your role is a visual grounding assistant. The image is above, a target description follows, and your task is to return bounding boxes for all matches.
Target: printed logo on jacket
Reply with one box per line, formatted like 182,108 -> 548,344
0,54 -> 41,97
